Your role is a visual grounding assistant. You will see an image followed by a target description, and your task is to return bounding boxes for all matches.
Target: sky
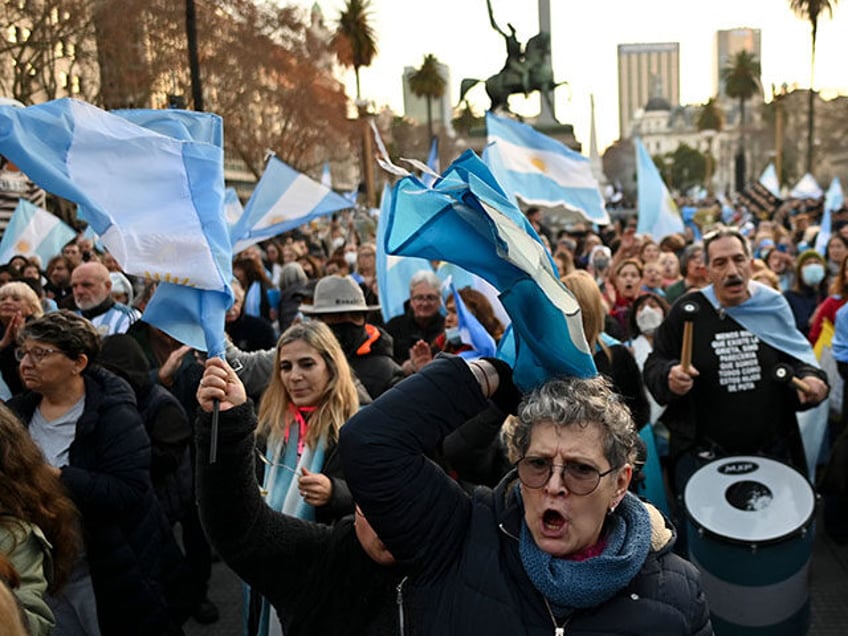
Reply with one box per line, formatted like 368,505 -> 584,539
289,0 -> 848,155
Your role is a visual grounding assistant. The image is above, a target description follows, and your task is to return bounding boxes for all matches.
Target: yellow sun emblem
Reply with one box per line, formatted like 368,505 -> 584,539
530,156 -> 547,172
15,240 -> 30,252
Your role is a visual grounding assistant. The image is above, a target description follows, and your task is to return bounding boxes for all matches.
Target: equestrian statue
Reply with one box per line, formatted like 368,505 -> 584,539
458,0 -> 568,115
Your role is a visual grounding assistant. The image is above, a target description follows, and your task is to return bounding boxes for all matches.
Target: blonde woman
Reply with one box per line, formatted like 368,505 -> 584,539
251,320 -> 359,635
0,281 -> 44,397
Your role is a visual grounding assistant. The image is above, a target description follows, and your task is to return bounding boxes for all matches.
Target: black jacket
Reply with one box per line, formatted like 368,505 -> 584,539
195,401 -> 413,635
345,323 -> 405,400
385,311 -> 445,364
340,357 -> 712,635
8,366 -> 176,635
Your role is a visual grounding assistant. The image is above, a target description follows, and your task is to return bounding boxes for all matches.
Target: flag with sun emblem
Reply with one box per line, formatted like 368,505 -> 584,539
231,155 -> 354,252
483,112 -> 608,226
0,198 -> 76,268
384,149 -> 596,390
0,98 -> 233,355
635,137 -> 684,241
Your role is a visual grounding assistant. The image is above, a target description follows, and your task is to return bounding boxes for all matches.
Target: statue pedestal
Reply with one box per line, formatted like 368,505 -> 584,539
464,118 -> 581,153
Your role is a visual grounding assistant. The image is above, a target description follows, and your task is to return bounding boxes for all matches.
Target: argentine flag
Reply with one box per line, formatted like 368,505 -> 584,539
224,187 -> 244,227
231,155 -> 353,251
450,282 -> 497,359
376,183 -> 433,322
790,173 -> 823,200
635,137 -> 684,240
0,99 -> 233,355
385,150 -> 596,390
759,162 -> 781,198
113,108 -> 223,148
0,199 -> 76,268
483,112 -> 609,226
815,177 -> 844,256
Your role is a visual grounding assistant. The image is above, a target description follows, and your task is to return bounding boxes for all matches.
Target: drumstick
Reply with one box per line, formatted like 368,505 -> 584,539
680,300 -> 699,372
772,363 -> 814,394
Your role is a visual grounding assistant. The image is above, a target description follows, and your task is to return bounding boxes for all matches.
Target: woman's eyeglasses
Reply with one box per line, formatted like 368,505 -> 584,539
516,456 -> 618,495
15,347 -> 60,363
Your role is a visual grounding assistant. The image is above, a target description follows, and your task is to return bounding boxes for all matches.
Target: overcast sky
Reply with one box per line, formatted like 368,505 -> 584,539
289,0 -> 848,153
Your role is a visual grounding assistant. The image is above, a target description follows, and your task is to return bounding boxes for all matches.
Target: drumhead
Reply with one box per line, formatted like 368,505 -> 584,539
684,456 -> 815,543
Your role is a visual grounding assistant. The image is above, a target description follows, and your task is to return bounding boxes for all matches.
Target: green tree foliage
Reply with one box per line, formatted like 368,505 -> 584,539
408,53 -> 446,139
789,0 -> 838,172
332,0 -> 377,103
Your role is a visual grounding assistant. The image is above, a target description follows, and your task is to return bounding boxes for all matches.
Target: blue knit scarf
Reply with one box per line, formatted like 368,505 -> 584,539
518,491 -> 652,615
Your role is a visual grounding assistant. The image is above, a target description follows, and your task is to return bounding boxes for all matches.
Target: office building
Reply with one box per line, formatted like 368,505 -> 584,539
617,42 -> 680,140
715,28 -> 762,98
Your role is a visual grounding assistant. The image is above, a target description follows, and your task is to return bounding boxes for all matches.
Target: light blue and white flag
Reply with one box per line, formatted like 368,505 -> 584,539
385,149 -> 595,390
815,177 -> 844,256
0,98 -> 233,355
759,162 -> 781,198
375,182 -> 433,322
790,173 -> 823,200
436,262 -> 510,328
0,199 -> 76,267
450,282 -> 497,359
113,108 -> 223,148
231,155 -> 352,250
321,161 -> 332,188
224,187 -> 244,227
635,137 -> 684,241
421,136 -> 440,188
483,112 -> 609,226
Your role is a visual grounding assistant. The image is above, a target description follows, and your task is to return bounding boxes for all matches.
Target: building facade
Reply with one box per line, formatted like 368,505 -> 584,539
617,42 -> 680,140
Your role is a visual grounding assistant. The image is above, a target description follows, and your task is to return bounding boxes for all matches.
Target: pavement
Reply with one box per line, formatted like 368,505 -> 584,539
185,508 -> 848,635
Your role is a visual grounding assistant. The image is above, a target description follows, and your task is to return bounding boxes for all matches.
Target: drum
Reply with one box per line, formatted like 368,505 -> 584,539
684,456 -> 816,636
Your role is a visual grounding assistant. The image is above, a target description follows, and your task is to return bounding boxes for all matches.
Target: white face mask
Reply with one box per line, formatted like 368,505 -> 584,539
635,305 -> 664,335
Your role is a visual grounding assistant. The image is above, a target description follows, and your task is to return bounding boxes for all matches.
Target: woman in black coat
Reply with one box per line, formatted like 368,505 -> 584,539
7,311 -> 180,635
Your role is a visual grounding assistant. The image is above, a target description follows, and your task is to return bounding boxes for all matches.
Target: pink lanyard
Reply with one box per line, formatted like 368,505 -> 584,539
285,404 -> 316,455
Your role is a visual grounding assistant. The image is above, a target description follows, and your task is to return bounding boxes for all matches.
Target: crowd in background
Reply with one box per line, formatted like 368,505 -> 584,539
0,190 -> 846,635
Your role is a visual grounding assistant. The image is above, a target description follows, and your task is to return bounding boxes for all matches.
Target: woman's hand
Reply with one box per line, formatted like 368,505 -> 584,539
0,311 -> 24,349
298,467 -> 332,507
197,357 -> 247,412
158,344 -> 192,387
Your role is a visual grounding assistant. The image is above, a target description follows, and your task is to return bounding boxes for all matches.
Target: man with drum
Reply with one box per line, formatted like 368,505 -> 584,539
644,227 -> 829,501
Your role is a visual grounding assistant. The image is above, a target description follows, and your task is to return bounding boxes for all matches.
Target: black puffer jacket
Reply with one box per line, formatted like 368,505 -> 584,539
340,357 -> 713,635
196,401 -> 413,636
8,366 -> 176,635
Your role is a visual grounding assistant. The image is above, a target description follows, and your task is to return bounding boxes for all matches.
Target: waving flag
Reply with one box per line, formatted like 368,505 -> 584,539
790,173 -> 823,200
0,98 -> 232,355
483,111 -> 609,226
321,161 -> 332,188
385,150 -> 595,390
0,199 -> 76,267
231,155 -> 352,250
113,108 -> 223,147
224,187 -> 244,227
815,177 -> 844,256
635,137 -> 683,240
759,162 -> 781,198
421,136 -> 440,188
376,182 -> 433,322
450,282 -> 497,359
437,262 -> 510,328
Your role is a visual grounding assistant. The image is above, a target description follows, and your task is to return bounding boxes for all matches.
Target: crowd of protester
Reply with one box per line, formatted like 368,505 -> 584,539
1,191 -> 847,635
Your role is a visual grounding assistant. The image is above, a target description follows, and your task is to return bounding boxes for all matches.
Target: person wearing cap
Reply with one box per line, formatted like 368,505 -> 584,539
301,275 -> 404,400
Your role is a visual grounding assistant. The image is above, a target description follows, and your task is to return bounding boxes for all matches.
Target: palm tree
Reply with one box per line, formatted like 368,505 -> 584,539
721,50 -> 761,192
696,97 -> 723,192
408,54 -> 446,140
789,0 -> 838,173
332,0 -> 378,106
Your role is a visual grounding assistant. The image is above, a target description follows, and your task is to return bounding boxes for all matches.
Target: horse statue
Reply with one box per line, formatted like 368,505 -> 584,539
458,29 -> 568,115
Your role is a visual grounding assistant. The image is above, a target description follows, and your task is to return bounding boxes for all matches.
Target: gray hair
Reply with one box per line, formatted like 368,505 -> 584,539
703,227 -> 751,264
505,375 -> 638,469
409,270 -> 441,293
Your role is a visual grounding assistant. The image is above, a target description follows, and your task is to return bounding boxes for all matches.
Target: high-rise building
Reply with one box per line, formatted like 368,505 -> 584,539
402,61 -> 452,129
617,42 -> 680,140
715,28 -> 762,98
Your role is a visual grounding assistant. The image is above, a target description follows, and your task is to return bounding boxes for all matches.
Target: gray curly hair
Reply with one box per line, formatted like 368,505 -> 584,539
503,375 -> 638,469
17,310 -> 101,364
